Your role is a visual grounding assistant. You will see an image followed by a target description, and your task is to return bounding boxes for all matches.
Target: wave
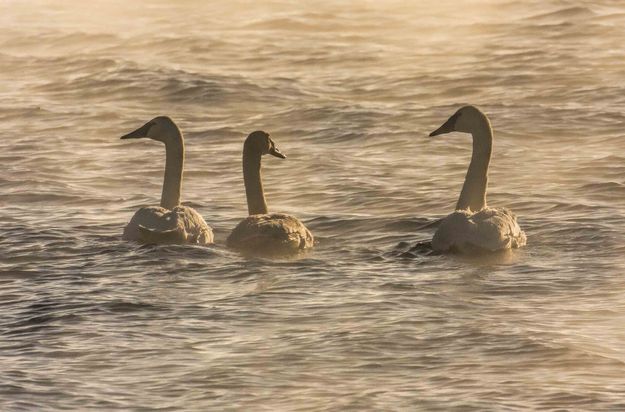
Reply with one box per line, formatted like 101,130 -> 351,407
527,7 -> 597,23
0,30 -> 120,52
580,182 -> 625,199
28,60 -> 308,105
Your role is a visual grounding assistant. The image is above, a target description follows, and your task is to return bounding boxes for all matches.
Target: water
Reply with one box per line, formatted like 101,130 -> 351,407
2,0 -> 625,409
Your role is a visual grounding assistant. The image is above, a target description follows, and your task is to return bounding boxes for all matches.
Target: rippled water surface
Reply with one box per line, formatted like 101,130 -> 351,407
2,0 -> 625,410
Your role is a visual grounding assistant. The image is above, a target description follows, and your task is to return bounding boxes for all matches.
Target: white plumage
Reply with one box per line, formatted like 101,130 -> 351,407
432,208 -> 526,253
428,106 -> 526,253
227,213 -> 313,255
123,206 -> 213,245
120,116 -> 213,245
226,131 -> 313,255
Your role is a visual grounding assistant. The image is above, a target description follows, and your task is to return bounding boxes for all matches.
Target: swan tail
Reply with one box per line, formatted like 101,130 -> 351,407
138,225 -> 187,244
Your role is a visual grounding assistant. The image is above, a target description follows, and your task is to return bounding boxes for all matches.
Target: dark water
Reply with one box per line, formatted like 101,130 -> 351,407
2,0 -> 625,410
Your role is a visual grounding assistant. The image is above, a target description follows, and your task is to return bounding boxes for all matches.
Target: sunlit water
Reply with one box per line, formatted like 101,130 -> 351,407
2,0 -> 625,410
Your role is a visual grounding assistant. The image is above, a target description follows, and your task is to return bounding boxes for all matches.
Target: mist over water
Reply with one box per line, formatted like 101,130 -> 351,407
2,0 -> 625,410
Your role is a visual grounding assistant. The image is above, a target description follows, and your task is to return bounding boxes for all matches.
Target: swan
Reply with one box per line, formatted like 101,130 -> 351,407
120,116 -> 213,245
428,105 -> 526,253
226,131 -> 313,255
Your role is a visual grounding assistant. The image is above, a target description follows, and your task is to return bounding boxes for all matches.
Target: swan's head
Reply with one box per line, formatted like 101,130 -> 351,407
429,105 -> 487,136
244,131 -> 286,159
121,116 -> 180,143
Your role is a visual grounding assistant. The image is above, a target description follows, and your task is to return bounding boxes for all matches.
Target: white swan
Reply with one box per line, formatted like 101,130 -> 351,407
120,116 -> 213,245
428,106 -> 526,253
226,131 -> 313,255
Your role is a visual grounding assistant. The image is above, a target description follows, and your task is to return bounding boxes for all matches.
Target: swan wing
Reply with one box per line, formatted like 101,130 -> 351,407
123,206 -> 213,245
172,206 -> 214,245
432,208 -> 526,253
138,225 -> 187,244
227,213 -> 314,254
123,206 -> 172,242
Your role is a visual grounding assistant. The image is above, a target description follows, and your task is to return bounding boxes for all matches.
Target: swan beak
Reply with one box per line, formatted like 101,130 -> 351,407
121,122 -> 153,139
429,120 -> 454,137
269,147 -> 286,159
429,112 -> 459,137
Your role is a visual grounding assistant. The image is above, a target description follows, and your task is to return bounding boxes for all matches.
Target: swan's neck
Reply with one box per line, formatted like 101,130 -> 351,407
243,149 -> 268,215
161,131 -> 184,210
456,119 -> 492,212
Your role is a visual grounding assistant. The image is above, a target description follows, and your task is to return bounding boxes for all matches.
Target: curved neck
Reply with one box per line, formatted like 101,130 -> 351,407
456,119 -> 492,212
161,131 -> 184,210
243,148 -> 268,215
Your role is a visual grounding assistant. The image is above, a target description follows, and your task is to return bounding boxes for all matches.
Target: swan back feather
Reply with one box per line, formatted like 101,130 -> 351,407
432,207 -> 526,253
123,206 -> 213,245
227,213 -> 313,255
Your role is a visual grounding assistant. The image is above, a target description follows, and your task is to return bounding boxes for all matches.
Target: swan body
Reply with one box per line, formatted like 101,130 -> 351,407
120,116 -> 213,245
432,208 -> 526,253
123,206 -> 213,244
428,105 -> 526,253
227,213 -> 314,254
226,131 -> 313,255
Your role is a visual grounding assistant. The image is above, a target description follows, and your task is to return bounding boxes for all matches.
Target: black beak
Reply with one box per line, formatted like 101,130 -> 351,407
121,121 -> 153,139
269,146 -> 286,159
429,112 -> 459,137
